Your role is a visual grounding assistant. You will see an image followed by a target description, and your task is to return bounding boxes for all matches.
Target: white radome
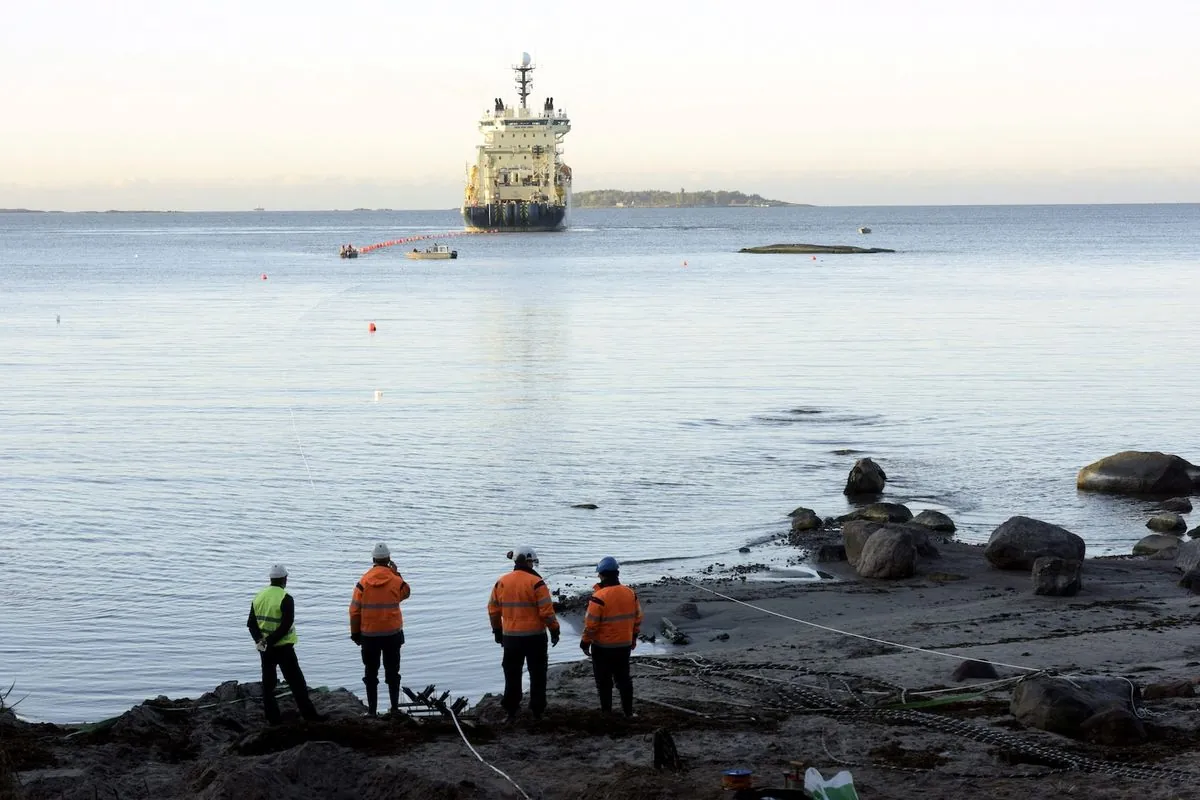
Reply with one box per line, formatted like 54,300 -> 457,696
521,52 -> 532,66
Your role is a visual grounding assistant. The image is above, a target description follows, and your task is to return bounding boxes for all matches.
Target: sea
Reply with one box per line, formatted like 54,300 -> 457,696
2,203 -> 1198,723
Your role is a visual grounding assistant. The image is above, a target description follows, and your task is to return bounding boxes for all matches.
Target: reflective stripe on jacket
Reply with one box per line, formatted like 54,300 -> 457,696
252,585 -> 298,646
349,564 -> 411,637
488,568 -> 560,637
582,584 -> 642,648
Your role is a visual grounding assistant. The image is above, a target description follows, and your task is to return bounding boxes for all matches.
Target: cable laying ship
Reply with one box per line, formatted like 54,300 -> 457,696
463,53 -> 572,232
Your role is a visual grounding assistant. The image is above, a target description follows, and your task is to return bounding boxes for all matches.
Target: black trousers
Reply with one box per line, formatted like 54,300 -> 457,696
501,633 -> 549,716
259,644 -> 319,723
361,632 -> 404,687
591,645 -> 633,715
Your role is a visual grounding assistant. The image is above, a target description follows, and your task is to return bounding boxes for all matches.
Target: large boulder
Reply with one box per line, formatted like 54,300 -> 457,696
843,458 -> 886,497
839,502 -> 913,524
1147,513 -> 1186,533
1031,556 -> 1082,596
1133,533 -> 1181,559
842,520 -> 885,566
984,516 -> 1085,570
856,528 -> 917,579
1011,676 -> 1145,743
1077,451 -> 1197,497
911,509 -> 956,533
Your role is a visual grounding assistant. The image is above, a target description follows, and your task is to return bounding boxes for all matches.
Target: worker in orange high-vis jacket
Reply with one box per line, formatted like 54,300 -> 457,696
580,556 -> 643,717
349,542 -> 411,717
487,545 -> 560,722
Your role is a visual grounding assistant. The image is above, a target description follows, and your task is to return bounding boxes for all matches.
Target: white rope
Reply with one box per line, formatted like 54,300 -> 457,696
287,406 -> 316,490
444,704 -> 532,800
681,579 -> 1042,674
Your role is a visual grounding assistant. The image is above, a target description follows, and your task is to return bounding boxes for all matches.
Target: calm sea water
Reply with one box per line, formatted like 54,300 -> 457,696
2,204 -> 1198,722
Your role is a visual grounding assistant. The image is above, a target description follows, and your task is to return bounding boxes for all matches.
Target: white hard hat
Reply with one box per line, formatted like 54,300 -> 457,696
373,542 -> 391,559
269,564 -> 288,579
510,545 -> 538,564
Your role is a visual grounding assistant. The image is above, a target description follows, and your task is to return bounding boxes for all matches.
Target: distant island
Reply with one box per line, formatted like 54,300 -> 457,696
574,189 -> 807,208
0,208 -> 45,213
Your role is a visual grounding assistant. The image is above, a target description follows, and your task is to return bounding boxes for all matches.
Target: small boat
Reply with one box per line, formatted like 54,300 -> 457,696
405,243 -> 458,260
339,244 -> 359,259
858,227 -> 872,234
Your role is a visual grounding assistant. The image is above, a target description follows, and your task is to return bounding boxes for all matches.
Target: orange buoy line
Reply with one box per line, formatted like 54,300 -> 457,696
355,229 -> 498,255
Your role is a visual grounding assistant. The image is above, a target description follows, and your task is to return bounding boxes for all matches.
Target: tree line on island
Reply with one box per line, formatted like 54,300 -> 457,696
573,189 -> 806,208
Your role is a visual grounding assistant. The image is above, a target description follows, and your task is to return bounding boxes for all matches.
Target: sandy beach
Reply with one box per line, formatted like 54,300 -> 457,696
5,534 -> 1199,799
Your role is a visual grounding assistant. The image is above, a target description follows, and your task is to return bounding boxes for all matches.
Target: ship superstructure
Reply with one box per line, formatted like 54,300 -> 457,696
463,53 -> 572,232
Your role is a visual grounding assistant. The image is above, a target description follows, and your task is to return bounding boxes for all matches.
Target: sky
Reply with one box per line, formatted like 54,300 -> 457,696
1,0 -> 1197,210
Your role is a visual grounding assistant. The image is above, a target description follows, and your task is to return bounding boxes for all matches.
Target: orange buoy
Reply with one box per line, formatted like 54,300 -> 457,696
811,256 -> 817,261
368,322 -> 377,333
261,273 -> 268,280
682,260 -> 688,267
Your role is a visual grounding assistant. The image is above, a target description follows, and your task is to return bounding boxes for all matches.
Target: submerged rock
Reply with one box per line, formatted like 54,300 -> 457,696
1146,512 -> 1187,533
1158,497 -> 1193,513
788,508 -> 823,542
1077,451 -> 1198,496
1031,556 -> 1082,596
911,509 -> 956,533
984,516 -> 1085,570
739,243 -> 897,254
843,458 -> 887,497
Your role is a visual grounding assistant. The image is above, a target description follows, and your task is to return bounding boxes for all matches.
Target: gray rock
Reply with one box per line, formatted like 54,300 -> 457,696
1146,512 -> 1186,533
855,528 -> 917,579
911,509 -> 956,533
788,508 -> 823,543
1079,708 -> 1147,746
840,502 -> 913,524
813,544 -> 847,563
1173,539 -> 1200,573
843,457 -> 886,497
842,520 -> 885,566
1031,556 -> 1082,596
1188,526 -> 1200,539
984,516 -> 1085,570
952,660 -> 1000,681
674,602 -> 701,620
1158,497 -> 1193,513
1133,533 -> 1183,558
572,503 -> 599,510
1010,675 -> 1143,741
1179,569 -> 1200,593
1077,450 -> 1197,496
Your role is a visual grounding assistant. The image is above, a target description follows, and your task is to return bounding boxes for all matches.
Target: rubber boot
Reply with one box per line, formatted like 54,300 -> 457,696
365,681 -> 378,717
387,681 -> 401,715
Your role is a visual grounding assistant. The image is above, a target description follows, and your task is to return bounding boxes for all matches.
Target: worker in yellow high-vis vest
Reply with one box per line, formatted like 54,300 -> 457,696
247,564 -> 325,724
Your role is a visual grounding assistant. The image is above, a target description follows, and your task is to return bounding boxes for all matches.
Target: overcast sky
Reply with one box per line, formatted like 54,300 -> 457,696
2,0 -> 1196,210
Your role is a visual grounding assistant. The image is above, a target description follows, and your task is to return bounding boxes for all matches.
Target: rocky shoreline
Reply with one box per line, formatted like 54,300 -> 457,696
5,450 -> 1200,799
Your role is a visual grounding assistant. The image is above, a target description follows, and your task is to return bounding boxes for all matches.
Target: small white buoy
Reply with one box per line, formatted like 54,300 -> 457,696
373,390 -> 384,401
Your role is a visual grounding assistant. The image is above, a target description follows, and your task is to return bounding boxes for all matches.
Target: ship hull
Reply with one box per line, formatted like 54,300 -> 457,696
462,202 -> 567,232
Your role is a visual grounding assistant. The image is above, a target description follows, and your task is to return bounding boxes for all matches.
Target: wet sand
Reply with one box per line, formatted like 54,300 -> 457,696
5,542 -> 1199,799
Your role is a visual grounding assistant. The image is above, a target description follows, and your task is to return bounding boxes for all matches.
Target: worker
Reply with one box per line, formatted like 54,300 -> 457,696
349,542 -> 411,717
487,546 -> 560,722
580,556 -> 642,718
246,564 -> 324,724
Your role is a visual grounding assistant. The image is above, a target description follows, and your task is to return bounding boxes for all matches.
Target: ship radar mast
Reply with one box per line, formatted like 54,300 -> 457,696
514,51 -> 533,109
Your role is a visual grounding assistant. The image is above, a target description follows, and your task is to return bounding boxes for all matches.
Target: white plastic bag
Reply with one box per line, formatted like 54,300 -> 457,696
804,768 -> 859,800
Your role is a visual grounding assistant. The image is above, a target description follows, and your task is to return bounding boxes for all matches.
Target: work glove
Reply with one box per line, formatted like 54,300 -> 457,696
550,629 -> 560,647
580,641 -> 591,657
255,639 -> 268,653
493,629 -> 504,645
351,632 -> 362,646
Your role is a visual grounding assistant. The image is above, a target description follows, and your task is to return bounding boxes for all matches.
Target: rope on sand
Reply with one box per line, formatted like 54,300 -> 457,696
680,579 -> 1044,674
444,704 -> 532,800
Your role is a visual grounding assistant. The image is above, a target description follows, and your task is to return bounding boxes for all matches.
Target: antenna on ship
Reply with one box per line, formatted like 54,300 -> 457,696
514,52 -> 534,109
